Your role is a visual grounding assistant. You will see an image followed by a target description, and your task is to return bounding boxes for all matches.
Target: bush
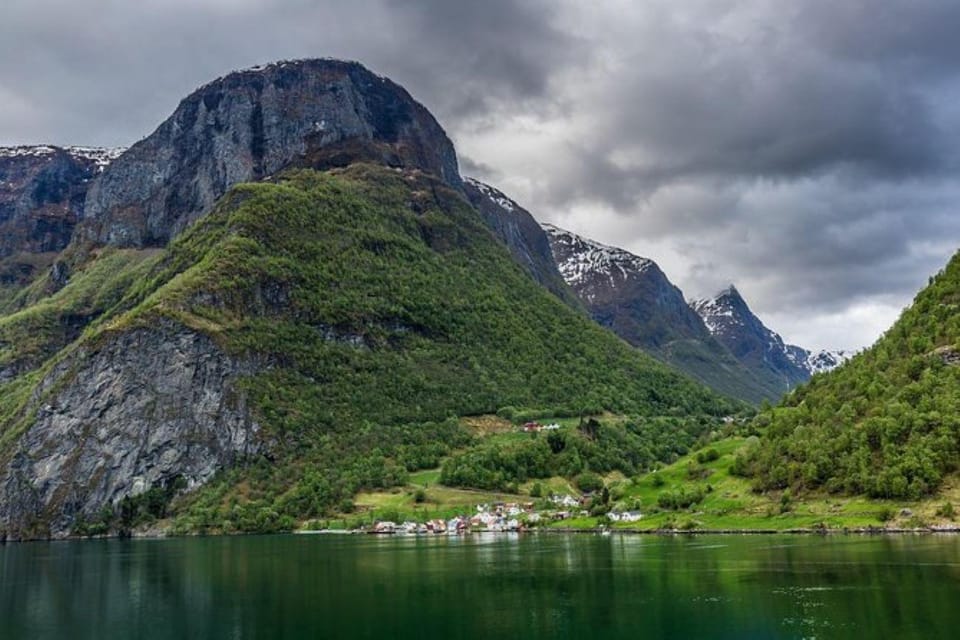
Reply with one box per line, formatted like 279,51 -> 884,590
696,448 -> 720,464
657,486 -> 705,510
686,462 -> 712,480
575,472 -> 604,493
779,489 -> 793,514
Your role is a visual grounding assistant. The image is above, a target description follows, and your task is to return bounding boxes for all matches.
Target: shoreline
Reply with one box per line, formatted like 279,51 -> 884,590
5,524 -> 960,544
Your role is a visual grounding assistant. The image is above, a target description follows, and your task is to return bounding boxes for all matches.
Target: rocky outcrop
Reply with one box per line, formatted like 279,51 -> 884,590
0,146 -> 122,285
934,345 -> 960,367
464,179 -> 577,306
82,59 -> 462,247
0,321 -> 261,540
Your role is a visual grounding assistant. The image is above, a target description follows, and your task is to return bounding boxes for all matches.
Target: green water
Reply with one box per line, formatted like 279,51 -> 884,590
2,533 -> 959,639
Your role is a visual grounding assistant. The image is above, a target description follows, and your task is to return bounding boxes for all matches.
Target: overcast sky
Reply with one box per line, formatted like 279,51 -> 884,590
3,0 -> 959,351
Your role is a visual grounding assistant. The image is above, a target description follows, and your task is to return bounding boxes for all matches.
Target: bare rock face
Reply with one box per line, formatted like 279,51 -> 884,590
82,59 -> 462,247
0,321 -> 261,540
542,222 -> 703,346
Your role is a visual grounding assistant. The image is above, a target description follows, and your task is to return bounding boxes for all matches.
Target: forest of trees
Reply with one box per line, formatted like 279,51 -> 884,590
741,251 -> 960,499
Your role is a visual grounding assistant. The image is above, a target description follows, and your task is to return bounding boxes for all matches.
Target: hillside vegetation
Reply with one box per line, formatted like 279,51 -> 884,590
742,252 -> 960,499
0,165 -> 740,534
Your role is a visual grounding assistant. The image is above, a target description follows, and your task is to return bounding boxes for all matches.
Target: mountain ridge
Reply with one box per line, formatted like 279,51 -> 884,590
0,145 -> 125,298
691,285 -> 850,384
542,224 -> 849,403
541,223 -> 784,403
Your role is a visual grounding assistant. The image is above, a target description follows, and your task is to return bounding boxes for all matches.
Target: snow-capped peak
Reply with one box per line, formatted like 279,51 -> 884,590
804,349 -> 852,375
541,223 -> 654,293
693,285 -> 851,377
690,287 -> 746,334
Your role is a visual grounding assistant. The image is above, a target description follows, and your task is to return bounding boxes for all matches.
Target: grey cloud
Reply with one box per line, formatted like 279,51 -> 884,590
664,176 -> 960,314
458,155 -> 501,180
795,0 -> 960,74
380,0 -> 581,121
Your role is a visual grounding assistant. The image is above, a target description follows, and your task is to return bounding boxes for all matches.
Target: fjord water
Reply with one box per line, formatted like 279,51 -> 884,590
2,534 -> 958,639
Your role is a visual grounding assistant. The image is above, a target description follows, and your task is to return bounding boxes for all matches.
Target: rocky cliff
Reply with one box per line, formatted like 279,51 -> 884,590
464,180 -> 577,305
82,59 -> 462,247
0,146 -> 122,287
0,321 -> 261,540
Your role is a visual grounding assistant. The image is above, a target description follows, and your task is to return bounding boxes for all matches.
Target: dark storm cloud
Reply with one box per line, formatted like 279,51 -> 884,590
796,0 -> 960,73
539,0 -> 958,210
2,0 -> 959,349
379,0 -> 582,121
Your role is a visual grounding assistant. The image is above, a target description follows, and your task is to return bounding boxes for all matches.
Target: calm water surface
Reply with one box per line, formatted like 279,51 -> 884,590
2,533 -> 959,639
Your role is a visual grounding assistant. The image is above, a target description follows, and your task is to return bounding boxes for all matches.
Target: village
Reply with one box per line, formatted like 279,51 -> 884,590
368,493 -> 642,534
360,419 -> 644,534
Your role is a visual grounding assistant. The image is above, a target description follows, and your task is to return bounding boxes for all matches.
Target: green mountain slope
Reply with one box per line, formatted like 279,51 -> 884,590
0,165 -> 739,536
138,167 -> 735,419
743,252 -> 960,499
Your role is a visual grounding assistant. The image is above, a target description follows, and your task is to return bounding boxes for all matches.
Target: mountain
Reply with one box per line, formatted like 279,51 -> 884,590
743,251 -> 960,499
0,145 -> 123,298
0,60 -> 738,540
692,285 -> 848,394
82,59 -> 461,248
802,348 -> 852,374
543,224 -> 804,403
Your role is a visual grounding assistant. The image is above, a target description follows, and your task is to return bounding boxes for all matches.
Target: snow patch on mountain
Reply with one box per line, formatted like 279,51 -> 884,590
64,146 -> 126,170
0,145 -> 125,171
804,349 -> 852,375
464,177 -> 516,212
693,286 -> 850,377
541,223 -> 653,296
690,292 -> 742,334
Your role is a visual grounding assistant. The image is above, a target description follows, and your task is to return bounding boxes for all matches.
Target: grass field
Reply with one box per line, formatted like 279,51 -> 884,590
560,438 -> 960,531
